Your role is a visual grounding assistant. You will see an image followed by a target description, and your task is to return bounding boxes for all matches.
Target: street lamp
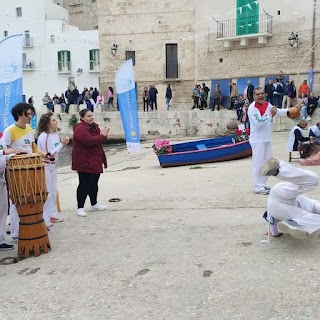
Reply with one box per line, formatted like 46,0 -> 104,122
288,32 -> 299,47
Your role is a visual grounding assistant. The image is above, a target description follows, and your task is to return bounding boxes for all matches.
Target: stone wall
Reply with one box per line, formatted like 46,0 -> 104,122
42,104 -> 318,140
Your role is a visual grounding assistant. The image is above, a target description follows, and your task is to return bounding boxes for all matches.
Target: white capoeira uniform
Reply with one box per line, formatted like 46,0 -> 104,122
0,135 -> 12,245
3,124 -> 35,239
248,102 -> 287,192
37,132 -> 64,224
267,161 -> 320,236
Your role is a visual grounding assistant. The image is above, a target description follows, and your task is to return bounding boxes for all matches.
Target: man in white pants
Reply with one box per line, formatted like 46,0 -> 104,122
248,87 -> 288,194
261,158 -> 320,239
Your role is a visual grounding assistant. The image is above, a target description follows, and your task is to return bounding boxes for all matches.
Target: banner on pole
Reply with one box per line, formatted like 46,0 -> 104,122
309,67 -> 314,92
115,59 -> 140,153
0,34 -> 23,133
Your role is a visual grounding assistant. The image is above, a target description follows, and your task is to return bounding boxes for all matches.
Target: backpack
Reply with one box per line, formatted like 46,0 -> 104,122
275,83 -> 284,94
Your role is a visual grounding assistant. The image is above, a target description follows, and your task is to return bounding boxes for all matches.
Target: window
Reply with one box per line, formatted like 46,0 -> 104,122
89,49 -> 100,71
236,0 -> 259,36
4,31 -> 8,37
24,30 -> 31,46
57,50 -> 71,72
62,23 -> 65,32
125,51 -> 135,66
16,7 -> 22,17
165,44 -> 178,79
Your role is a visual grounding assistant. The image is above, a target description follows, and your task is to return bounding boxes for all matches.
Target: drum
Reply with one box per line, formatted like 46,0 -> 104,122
15,202 -> 51,258
6,153 -> 47,205
6,153 -> 50,258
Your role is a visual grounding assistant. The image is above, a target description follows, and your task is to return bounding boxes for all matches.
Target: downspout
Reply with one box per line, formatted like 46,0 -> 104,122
310,0 -> 317,90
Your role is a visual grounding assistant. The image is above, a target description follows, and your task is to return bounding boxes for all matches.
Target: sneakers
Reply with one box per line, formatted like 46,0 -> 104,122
91,203 -> 107,211
307,115 -> 312,121
77,208 -> 87,217
12,237 -> 19,243
0,243 -> 15,251
277,220 -> 310,240
260,158 -> 280,176
45,221 -> 53,228
50,216 -> 64,223
255,188 -> 269,195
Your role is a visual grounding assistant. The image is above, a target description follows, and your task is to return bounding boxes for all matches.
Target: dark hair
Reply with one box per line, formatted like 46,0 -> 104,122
11,102 -> 35,121
79,108 -> 91,118
37,112 -> 54,136
109,87 -> 114,94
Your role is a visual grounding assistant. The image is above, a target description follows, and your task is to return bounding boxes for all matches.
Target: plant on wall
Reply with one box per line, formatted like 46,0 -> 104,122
68,114 -> 78,129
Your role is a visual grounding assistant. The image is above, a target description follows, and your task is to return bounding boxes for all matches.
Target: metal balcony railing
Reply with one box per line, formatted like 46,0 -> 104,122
22,60 -> 34,70
164,62 -> 180,79
217,13 -> 272,39
58,61 -> 71,73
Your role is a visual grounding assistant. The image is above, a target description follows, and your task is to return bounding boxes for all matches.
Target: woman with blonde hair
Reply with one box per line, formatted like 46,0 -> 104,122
37,113 -> 69,228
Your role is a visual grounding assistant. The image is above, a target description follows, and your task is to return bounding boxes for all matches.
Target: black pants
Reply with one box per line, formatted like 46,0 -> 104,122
143,99 -> 149,112
77,172 -> 100,208
307,105 -> 317,116
150,100 -> 157,110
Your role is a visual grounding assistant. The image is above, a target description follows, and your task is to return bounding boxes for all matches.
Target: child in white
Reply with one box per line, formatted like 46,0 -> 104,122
37,113 -> 69,227
0,134 -> 18,250
263,159 -> 320,239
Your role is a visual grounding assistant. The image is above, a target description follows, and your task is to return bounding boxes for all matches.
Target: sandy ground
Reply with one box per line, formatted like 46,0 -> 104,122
1,132 -> 320,320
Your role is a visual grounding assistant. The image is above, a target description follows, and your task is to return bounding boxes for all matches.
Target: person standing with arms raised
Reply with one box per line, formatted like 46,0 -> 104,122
248,88 -> 289,195
72,109 -> 110,217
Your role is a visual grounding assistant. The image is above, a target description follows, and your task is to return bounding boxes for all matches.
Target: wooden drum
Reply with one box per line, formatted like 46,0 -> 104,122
6,153 -> 47,205
6,153 -> 50,258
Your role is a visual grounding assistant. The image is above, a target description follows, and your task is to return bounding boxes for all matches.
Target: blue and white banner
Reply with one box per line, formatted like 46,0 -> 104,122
0,34 -> 23,132
115,59 -> 140,153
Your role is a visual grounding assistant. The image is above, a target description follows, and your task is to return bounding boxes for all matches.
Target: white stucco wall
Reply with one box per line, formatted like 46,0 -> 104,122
0,0 -> 100,111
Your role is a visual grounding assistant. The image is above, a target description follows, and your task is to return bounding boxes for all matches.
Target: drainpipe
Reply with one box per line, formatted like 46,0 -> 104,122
310,0 -> 317,91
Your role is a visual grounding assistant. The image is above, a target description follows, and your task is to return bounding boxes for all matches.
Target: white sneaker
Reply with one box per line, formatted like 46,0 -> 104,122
77,208 -> 87,217
91,203 -> 107,211
307,116 -> 312,121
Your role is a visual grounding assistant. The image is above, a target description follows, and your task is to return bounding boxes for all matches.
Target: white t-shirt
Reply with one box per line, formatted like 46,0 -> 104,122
248,101 -> 287,143
37,132 -> 63,163
3,124 -> 34,153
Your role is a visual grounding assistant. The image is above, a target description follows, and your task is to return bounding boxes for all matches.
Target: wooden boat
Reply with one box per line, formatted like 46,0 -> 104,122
156,136 -> 252,168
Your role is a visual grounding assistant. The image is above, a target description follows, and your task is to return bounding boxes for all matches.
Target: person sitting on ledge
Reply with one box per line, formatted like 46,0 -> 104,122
309,122 -> 320,141
287,119 -> 309,154
261,158 -> 320,240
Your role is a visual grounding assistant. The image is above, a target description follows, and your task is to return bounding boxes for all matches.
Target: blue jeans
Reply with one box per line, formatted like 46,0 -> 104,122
301,105 -> 307,119
166,98 -> 172,110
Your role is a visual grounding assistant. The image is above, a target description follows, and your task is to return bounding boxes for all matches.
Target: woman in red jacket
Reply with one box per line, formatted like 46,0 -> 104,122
72,109 -> 110,217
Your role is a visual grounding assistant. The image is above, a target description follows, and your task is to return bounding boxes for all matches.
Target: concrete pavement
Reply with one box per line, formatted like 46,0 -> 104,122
1,132 -> 320,320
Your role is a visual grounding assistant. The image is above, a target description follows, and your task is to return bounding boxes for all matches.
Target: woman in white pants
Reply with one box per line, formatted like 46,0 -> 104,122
261,158 -> 320,239
37,113 -> 69,228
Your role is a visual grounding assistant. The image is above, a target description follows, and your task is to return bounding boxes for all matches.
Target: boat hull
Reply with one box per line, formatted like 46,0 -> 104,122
157,137 -> 252,168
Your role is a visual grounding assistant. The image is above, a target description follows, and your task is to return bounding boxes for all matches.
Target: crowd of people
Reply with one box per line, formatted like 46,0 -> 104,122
0,103 -> 109,251
40,85 -> 115,113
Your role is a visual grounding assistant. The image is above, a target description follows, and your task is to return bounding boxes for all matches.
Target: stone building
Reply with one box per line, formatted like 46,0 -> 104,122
61,0 -> 98,30
97,0 -> 320,110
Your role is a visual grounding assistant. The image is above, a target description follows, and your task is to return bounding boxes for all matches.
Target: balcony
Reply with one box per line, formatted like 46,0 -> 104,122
23,37 -> 33,48
22,60 -> 34,71
89,60 -> 100,72
58,61 -> 71,73
216,13 -> 273,48
163,62 -> 180,81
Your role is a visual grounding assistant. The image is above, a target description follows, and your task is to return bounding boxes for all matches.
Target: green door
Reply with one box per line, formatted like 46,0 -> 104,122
236,0 -> 259,36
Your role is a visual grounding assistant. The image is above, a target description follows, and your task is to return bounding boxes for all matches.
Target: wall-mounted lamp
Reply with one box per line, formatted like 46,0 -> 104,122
111,43 -> 118,56
77,68 -> 83,76
288,32 -> 299,47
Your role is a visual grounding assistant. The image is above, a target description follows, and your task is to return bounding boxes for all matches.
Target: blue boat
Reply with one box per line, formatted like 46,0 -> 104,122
156,136 -> 252,168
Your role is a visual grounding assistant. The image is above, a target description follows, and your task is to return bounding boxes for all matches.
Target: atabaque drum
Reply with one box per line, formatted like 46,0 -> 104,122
6,153 -> 47,205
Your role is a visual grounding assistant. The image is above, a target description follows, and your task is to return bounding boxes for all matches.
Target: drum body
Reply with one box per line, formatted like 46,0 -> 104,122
6,153 -> 50,258
6,153 -> 47,205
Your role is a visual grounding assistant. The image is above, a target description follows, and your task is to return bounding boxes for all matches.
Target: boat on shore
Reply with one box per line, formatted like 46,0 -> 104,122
156,136 -> 252,168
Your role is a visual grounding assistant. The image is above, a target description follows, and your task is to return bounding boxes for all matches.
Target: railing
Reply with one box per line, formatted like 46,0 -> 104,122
58,61 -> 71,72
217,13 -> 272,39
22,60 -> 34,70
164,62 -> 180,79
89,59 -> 100,72
23,37 -> 33,47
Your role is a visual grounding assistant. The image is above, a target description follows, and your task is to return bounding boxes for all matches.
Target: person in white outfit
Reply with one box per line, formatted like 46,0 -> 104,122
0,133 -> 18,250
37,113 -> 69,227
287,120 -> 309,153
248,87 -> 288,194
261,158 -> 320,239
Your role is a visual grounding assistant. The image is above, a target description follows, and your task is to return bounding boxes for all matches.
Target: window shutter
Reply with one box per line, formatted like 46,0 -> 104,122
89,49 -> 93,60
57,51 -> 62,62
236,0 -> 259,36
67,50 -> 71,62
